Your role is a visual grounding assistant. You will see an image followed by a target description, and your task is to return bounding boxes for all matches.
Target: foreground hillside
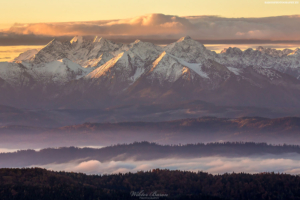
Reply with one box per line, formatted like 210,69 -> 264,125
1,168 -> 300,200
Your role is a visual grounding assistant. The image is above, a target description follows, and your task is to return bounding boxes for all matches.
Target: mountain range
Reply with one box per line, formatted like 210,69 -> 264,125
1,36 -> 300,109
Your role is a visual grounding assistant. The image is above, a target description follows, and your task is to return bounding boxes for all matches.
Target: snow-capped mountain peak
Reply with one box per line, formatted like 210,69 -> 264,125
3,36 -> 300,109
45,38 -> 63,48
256,46 -> 293,57
13,49 -> 39,62
85,52 -> 128,79
148,51 -> 209,84
220,47 -> 243,55
288,48 -> 300,56
32,39 -> 71,64
93,36 -> 103,43
164,36 -> 213,63
70,36 -> 84,44
177,36 -> 192,42
126,40 -> 163,61
28,58 -> 91,84
91,37 -> 120,52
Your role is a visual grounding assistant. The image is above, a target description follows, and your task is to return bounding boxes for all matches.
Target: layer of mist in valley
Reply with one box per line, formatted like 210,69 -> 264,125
2,142 -> 300,175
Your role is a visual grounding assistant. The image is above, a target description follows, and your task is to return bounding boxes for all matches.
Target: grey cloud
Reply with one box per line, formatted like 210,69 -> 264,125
0,33 -> 71,46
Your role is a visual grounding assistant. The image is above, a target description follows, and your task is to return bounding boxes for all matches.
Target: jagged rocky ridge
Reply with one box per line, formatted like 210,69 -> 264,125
1,36 -> 300,109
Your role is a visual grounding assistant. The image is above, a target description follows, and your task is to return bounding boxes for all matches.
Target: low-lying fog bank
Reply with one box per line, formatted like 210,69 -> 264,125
35,155 -> 300,175
2,142 -> 300,175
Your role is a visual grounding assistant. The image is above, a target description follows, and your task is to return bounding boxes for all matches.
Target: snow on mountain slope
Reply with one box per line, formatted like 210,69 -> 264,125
30,36 -> 126,70
33,39 -> 72,64
218,46 -> 300,79
148,52 -> 189,84
227,67 -> 242,75
70,35 -> 83,46
252,66 -> 282,81
167,53 -> 209,79
2,35 -> 300,109
82,36 -> 298,90
256,46 -> 293,57
84,40 -> 163,88
79,38 -> 134,69
0,62 -> 32,86
165,36 -> 216,63
288,48 -> 300,57
13,36 -> 219,88
8,36 -> 300,87
91,36 -> 121,53
17,35 -> 298,84
17,35 -> 299,82
81,52 -> 114,68
13,49 -> 39,62
131,67 -> 145,82
85,52 -> 130,80
127,40 -> 163,61
72,36 -> 122,68
83,51 -> 140,92
146,51 -> 230,88
26,59 -> 92,84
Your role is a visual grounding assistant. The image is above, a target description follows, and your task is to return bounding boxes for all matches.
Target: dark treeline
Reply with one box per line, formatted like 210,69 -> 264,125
1,141 -> 300,168
1,168 -> 300,200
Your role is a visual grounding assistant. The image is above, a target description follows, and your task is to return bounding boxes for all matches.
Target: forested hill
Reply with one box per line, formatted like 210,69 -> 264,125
2,142 -> 300,168
1,168 -> 300,200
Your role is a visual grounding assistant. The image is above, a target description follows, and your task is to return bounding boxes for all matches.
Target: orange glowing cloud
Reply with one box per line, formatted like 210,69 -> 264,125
1,14 -> 300,45
6,14 -> 192,37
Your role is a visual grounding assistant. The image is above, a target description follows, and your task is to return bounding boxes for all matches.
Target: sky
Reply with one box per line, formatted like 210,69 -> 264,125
0,0 -> 300,61
2,14 -> 300,43
1,0 -> 300,28
0,0 -> 299,45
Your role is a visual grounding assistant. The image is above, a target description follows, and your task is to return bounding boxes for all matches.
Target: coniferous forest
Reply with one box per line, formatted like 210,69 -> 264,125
1,168 -> 300,200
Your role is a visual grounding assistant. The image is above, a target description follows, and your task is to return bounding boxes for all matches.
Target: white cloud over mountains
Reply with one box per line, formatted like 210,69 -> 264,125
1,13 -> 300,45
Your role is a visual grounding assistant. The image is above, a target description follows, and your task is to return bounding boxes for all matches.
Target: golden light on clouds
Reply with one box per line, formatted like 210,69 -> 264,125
0,1 -> 299,47
0,0 -> 299,25
2,14 -> 300,41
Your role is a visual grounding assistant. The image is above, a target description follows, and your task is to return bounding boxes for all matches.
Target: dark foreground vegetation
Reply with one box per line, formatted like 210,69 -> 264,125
1,168 -> 300,200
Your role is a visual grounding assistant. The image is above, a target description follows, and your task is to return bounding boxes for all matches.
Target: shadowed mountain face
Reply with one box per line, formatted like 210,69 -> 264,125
1,36 -> 300,109
2,116 -> 300,149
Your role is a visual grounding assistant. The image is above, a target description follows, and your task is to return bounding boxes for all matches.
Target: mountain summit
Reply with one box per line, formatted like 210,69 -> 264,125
1,36 -> 300,109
